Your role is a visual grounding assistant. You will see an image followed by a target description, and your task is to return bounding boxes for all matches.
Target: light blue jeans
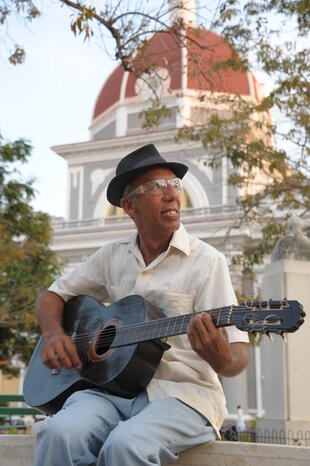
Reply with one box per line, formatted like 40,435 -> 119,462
34,388 -> 216,466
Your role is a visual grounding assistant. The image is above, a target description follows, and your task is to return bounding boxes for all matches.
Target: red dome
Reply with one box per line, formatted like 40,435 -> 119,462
92,28 -> 258,122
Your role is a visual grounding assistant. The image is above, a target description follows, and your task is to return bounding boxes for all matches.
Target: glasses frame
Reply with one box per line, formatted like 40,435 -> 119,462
124,177 -> 182,199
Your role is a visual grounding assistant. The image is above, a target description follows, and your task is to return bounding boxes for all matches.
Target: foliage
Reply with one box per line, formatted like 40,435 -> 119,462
139,102 -> 172,130
210,1 -> 310,268
0,0 -> 40,64
0,135 -> 62,373
1,1 -> 310,270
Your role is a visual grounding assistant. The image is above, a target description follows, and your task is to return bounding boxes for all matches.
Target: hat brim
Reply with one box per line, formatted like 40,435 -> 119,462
107,161 -> 188,207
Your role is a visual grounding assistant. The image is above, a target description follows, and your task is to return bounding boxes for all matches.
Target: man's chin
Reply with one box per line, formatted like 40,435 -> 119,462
167,218 -> 180,232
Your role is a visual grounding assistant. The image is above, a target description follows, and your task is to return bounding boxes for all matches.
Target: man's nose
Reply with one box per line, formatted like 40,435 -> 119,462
162,184 -> 181,199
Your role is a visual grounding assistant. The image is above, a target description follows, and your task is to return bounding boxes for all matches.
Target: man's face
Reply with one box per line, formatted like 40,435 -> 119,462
122,167 -> 182,238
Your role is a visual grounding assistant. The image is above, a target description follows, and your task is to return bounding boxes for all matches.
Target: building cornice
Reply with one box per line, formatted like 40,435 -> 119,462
51,130 -> 201,165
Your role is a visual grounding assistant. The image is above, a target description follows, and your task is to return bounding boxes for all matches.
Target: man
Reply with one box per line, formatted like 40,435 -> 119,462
34,144 -> 249,466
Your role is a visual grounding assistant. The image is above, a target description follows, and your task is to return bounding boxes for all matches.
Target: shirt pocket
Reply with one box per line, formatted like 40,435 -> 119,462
144,288 -> 194,319
162,290 -> 193,315
150,290 -> 194,350
105,283 -> 130,303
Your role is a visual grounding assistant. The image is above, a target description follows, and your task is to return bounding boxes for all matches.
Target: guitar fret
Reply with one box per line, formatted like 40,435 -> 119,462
143,322 -> 151,342
159,318 -> 165,339
173,315 -> 182,335
132,321 -> 139,345
149,320 -> 157,340
164,318 -> 170,338
152,319 -> 158,340
216,308 -> 222,327
180,314 -> 186,334
171,316 -> 177,336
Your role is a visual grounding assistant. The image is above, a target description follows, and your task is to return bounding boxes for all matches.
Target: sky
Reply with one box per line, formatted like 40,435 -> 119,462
0,3 -> 115,218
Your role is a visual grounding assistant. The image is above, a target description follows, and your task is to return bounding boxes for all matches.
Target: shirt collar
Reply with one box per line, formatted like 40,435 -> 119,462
126,232 -> 139,251
169,223 -> 190,256
128,223 -> 190,258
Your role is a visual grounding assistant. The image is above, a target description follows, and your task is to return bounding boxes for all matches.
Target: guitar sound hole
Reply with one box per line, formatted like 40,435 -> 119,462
95,326 -> 116,355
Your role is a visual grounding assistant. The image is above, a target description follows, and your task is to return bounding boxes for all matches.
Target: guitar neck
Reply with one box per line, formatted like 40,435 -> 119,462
111,306 -> 233,348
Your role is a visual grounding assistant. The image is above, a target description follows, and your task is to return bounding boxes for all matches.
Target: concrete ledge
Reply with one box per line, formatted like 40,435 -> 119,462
0,435 -> 309,466
0,435 -> 35,466
174,441 -> 310,465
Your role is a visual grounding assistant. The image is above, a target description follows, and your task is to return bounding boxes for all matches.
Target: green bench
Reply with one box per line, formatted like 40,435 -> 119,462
0,395 -> 42,433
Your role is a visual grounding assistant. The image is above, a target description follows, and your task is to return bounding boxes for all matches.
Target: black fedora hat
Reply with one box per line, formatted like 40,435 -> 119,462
107,144 -> 188,207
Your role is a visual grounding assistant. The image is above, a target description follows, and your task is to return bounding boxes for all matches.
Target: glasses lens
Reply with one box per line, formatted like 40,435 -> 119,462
171,178 -> 182,192
150,178 -> 182,193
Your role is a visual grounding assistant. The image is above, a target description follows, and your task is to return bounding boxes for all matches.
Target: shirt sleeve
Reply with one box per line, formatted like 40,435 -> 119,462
48,246 -> 109,303
194,253 -> 249,344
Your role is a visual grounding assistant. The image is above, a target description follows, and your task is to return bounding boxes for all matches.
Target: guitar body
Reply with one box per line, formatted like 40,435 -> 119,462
23,295 -> 169,415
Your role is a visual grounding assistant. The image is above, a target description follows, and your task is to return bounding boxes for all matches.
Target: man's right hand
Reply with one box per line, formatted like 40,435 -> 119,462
41,330 -> 82,370
36,290 -> 82,371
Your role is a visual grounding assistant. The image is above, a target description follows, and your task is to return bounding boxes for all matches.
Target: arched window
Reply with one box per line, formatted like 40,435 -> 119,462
181,188 -> 193,209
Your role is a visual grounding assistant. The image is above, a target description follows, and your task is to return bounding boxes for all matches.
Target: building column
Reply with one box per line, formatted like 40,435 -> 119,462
258,259 -> 310,432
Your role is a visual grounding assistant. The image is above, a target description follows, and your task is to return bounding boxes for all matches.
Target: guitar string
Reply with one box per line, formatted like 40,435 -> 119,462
71,307 -> 284,345
70,307 -> 257,343
73,317 -> 281,352
71,308 -> 281,341
71,312 -> 285,351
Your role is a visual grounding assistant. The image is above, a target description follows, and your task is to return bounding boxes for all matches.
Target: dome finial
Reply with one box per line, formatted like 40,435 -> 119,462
169,0 -> 197,27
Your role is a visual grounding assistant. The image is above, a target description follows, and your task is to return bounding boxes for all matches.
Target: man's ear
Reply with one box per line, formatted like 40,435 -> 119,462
121,198 -> 136,218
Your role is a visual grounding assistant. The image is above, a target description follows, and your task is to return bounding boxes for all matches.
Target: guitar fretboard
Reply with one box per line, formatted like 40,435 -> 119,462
111,307 -> 233,347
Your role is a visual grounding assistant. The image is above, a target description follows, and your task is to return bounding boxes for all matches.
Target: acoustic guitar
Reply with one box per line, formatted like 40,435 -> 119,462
23,294 -> 305,414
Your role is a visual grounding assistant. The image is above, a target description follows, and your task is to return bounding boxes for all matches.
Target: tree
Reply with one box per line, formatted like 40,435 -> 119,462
202,1 -> 310,270
1,0 -> 310,271
0,135 -> 62,373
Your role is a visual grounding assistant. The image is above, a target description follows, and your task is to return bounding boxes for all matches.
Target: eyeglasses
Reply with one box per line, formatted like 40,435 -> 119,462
124,177 -> 182,199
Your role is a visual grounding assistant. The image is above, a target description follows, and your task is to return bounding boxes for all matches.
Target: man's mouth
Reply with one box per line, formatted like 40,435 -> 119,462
161,209 -> 179,217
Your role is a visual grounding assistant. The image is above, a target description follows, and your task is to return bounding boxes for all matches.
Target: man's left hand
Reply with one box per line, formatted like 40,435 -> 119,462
187,313 -> 249,376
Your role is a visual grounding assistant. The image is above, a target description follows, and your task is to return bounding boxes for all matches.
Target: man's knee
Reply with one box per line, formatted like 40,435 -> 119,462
38,414 -> 89,448
100,423 -> 150,459
38,416 -> 71,446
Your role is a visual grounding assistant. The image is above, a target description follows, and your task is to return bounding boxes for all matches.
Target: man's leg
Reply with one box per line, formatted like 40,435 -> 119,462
34,389 -> 136,466
98,396 -> 216,466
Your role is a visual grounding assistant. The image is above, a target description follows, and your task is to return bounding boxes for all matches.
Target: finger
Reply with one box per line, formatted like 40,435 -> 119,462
201,313 -> 218,336
53,343 -> 73,369
51,338 -> 81,370
41,345 -> 62,369
187,315 -> 211,350
192,314 -> 212,338
220,327 -> 229,343
62,338 -> 82,369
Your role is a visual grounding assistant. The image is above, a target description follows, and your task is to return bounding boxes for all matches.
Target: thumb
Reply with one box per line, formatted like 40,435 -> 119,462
220,327 -> 229,342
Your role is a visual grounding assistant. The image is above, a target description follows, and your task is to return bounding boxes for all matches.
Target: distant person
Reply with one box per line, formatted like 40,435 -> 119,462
236,405 -> 247,432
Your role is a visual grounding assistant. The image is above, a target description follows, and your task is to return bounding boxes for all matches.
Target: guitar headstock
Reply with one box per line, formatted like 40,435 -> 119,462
232,299 -> 305,340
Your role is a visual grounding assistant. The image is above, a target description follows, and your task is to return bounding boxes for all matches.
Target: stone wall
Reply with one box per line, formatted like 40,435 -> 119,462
1,436 -> 309,466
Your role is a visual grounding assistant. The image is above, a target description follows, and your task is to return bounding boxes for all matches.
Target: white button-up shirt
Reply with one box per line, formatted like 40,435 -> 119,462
49,223 -> 248,435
